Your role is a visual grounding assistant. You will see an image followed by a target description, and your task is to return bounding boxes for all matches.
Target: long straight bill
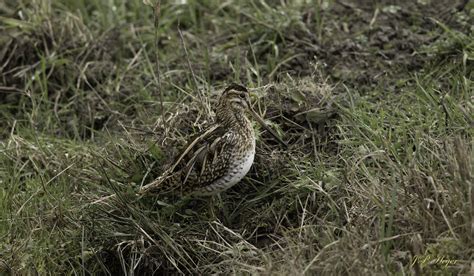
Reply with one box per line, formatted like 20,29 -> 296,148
249,108 -> 288,148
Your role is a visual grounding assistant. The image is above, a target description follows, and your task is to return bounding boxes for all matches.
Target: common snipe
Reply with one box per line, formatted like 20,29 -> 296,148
139,83 -> 286,196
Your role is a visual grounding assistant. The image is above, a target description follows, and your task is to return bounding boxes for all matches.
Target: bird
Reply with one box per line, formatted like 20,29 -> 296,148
139,83 -> 287,197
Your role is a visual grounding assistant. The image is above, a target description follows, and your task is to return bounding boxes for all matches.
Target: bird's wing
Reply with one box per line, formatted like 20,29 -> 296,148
139,124 -> 234,195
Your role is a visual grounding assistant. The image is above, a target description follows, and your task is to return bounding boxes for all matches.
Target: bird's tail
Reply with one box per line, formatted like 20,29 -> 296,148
139,177 -> 166,195
139,169 -> 181,195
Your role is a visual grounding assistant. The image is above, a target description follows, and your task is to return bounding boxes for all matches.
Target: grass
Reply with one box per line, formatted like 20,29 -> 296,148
1,0 -> 473,274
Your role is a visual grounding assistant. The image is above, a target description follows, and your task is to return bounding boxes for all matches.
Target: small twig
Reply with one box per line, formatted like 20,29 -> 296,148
177,26 -> 207,112
308,121 -> 318,160
454,137 -> 473,245
335,0 -> 357,10
427,176 -> 457,239
0,86 -> 22,93
303,240 -> 340,274
153,0 -> 167,135
89,194 -> 117,206
369,7 -> 379,29
178,27 -> 199,89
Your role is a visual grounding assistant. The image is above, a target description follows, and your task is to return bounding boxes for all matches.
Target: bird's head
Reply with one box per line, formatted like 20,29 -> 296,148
219,83 -> 251,112
217,83 -> 288,148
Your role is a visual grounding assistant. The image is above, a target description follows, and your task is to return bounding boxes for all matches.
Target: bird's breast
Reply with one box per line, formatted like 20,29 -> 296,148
195,140 -> 256,195
226,147 -> 255,186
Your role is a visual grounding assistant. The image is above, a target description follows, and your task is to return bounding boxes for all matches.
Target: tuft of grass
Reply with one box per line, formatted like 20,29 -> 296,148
1,0 -> 473,274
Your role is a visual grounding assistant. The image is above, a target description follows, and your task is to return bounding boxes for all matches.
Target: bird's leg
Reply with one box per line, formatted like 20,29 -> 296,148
217,193 -> 231,225
208,195 -> 217,219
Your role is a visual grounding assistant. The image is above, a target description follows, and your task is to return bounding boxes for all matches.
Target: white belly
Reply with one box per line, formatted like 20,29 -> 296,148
196,147 -> 256,195
225,152 -> 255,186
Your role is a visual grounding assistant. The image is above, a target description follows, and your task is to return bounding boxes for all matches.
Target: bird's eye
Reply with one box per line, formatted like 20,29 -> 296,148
239,94 -> 245,99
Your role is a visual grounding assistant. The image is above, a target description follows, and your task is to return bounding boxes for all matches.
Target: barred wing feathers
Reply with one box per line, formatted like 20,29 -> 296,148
139,124 -> 235,195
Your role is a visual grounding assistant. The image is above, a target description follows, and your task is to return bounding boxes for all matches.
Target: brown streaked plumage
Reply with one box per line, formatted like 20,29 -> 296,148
139,83 -> 286,196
